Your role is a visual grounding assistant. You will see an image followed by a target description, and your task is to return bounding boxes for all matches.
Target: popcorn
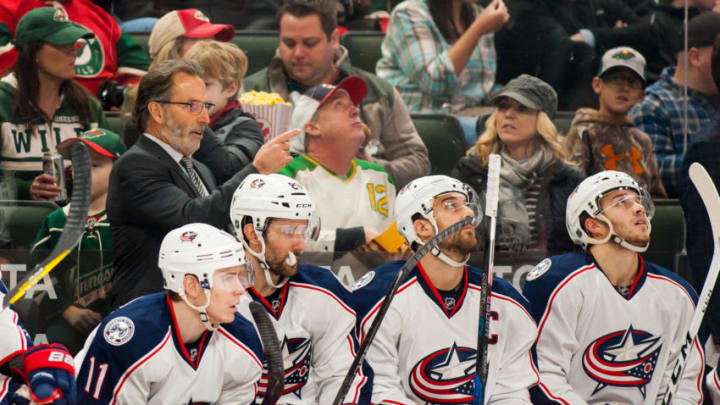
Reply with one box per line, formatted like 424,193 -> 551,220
240,91 -> 292,141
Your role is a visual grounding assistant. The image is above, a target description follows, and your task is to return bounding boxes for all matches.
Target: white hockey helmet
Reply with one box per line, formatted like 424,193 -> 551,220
395,175 -> 481,248
230,173 -> 319,241
566,170 -> 654,251
158,222 -> 248,294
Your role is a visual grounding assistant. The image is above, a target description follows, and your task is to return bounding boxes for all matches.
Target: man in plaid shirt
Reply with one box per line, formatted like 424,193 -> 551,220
629,12 -> 720,198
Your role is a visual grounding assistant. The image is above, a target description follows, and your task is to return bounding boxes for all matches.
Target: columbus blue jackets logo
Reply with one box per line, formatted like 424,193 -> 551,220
103,316 -> 135,346
582,325 -> 662,397
259,335 -> 312,399
250,179 -> 265,189
181,231 -> 198,242
409,343 -> 476,403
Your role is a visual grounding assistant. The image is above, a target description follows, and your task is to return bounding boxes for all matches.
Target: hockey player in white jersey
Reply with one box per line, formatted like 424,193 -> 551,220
74,223 -> 264,404
1,279 -> 77,405
230,173 -> 370,404
523,170 -> 704,405
353,175 -> 539,404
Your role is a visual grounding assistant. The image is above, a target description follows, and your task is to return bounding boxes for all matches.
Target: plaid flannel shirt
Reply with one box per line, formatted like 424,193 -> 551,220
376,0 -> 498,113
629,67 -> 718,198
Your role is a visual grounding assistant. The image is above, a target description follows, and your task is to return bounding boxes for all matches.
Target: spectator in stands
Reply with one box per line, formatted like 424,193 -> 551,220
0,7 -> 108,201
279,76 -> 397,252
567,47 -> 666,198
121,8 -> 235,145
32,128 -> 125,354
0,0 -> 151,100
183,41 -> 264,183
452,74 -> 584,255
629,12 -> 720,198
106,59 -> 298,309
495,0 -> 637,110
244,0 -> 430,188
376,0 -> 508,114
680,32 -> 720,350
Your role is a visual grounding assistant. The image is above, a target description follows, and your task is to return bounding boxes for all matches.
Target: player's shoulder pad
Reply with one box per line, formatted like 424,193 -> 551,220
221,312 -> 265,363
644,259 -> 699,304
91,293 -> 173,364
351,260 -> 416,321
293,263 -> 353,304
521,253 -> 593,322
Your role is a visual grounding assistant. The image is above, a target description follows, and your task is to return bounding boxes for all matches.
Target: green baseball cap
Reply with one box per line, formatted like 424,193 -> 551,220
57,128 -> 127,160
14,7 -> 93,50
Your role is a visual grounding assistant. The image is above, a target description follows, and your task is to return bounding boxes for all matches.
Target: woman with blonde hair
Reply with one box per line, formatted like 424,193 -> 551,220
452,74 -> 585,254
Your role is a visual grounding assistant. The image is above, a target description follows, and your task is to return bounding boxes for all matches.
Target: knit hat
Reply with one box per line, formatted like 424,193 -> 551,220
14,7 -> 93,51
57,128 -> 126,160
598,46 -> 647,82
148,9 -> 234,59
490,74 -> 558,119
687,12 -> 720,48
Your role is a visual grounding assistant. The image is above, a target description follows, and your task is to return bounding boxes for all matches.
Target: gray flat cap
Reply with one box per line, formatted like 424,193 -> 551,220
490,74 -> 558,119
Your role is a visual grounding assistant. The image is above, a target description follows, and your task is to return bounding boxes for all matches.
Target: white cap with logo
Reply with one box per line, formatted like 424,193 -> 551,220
598,46 -> 647,82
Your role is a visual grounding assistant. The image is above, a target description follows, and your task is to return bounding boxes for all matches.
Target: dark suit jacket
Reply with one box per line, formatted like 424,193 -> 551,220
107,134 -> 257,308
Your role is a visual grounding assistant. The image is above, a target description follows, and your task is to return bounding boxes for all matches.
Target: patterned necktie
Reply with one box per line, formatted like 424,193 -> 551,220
180,157 -> 208,197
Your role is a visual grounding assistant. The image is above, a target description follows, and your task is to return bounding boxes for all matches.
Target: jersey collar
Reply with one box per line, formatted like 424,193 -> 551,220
165,294 -> 212,369
416,262 -> 469,319
249,282 -> 290,320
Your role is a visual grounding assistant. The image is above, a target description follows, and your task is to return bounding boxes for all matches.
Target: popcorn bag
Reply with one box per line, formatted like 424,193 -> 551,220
239,91 -> 292,141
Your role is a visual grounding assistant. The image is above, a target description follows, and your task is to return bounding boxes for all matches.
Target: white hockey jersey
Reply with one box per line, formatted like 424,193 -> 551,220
74,293 -> 264,405
238,264 -> 370,405
523,253 -> 704,405
706,359 -> 720,405
278,155 -> 396,251
0,281 -> 31,405
353,260 -> 538,404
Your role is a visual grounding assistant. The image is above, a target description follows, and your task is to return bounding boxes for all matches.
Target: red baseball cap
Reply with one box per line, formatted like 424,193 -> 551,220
148,9 -> 235,58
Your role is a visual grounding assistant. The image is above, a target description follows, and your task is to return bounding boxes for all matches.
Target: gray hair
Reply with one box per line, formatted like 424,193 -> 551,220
134,58 -> 204,133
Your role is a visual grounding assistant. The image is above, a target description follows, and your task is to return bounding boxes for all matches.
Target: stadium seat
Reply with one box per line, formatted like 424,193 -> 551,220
232,31 -> 279,77
645,199 -> 685,273
0,200 -> 58,248
411,113 -> 467,176
340,31 -> 384,74
553,110 -> 575,136
105,112 -> 123,135
128,32 -> 151,58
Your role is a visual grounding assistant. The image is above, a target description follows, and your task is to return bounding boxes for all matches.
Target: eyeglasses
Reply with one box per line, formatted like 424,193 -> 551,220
155,100 -> 215,114
601,74 -> 644,90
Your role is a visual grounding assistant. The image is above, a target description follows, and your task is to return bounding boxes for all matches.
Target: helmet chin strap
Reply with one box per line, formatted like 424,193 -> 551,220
179,289 -> 218,331
422,220 -> 468,268
242,236 -> 289,289
585,214 -> 650,253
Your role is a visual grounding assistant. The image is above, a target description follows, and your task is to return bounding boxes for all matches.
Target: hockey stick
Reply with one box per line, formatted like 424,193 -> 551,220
332,215 -> 479,405
660,162 -> 720,405
473,154 -> 501,405
3,142 -> 91,309
249,301 -> 284,405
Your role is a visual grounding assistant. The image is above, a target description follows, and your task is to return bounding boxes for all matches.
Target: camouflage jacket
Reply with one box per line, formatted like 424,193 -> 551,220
567,108 -> 667,198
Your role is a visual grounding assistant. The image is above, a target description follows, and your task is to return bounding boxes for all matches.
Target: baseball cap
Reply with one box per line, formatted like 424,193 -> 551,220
490,74 -> 558,119
148,9 -> 235,59
14,7 -> 93,51
57,128 -> 127,160
687,12 -> 720,48
598,46 -> 647,82
288,75 -> 368,152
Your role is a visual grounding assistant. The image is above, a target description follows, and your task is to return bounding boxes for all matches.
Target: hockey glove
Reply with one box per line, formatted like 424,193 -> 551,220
20,344 -> 76,405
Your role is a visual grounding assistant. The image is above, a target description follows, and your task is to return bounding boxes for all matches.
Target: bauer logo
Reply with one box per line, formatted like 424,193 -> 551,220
104,316 -> 135,346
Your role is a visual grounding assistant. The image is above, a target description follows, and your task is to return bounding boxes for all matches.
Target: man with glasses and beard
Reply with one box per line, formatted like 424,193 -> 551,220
106,58 -> 299,310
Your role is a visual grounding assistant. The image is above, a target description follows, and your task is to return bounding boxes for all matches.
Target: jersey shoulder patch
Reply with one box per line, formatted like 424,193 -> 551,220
352,270 -> 375,291
103,316 -> 135,346
526,258 -> 552,281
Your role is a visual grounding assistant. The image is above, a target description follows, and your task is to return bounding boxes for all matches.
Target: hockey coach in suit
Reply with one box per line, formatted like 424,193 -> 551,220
107,58 -> 298,310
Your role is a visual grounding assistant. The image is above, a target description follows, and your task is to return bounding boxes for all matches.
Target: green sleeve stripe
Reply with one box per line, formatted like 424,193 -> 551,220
278,155 -> 318,178
356,159 -> 395,185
